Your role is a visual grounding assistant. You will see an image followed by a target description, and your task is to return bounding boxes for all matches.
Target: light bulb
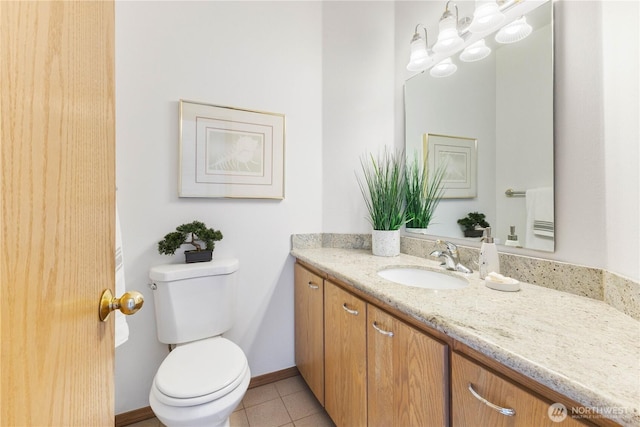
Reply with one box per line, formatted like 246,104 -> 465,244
495,16 -> 532,44
469,1 -> 505,34
460,39 -> 491,62
406,28 -> 433,71
430,58 -> 457,78
433,13 -> 464,54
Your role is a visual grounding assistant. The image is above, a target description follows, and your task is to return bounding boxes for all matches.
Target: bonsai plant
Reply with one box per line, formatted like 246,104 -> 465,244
356,148 -> 407,256
157,220 -> 223,263
404,151 -> 446,233
457,212 -> 490,238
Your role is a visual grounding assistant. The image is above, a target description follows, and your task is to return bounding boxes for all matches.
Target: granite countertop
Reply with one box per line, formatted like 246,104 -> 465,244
291,247 -> 640,426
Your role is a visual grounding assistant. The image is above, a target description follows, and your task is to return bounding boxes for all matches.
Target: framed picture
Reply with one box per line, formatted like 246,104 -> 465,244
179,100 -> 285,199
424,133 -> 477,199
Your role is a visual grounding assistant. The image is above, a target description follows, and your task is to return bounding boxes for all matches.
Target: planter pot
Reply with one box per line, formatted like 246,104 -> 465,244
185,250 -> 213,263
463,229 -> 485,238
372,229 -> 400,257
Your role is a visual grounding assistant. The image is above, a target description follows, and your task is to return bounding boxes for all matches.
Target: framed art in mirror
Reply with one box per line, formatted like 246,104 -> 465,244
179,100 -> 285,199
425,133 -> 477,199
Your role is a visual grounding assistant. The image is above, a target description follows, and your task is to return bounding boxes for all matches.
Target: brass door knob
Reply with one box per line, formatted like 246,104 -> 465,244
99,289 -> 144,321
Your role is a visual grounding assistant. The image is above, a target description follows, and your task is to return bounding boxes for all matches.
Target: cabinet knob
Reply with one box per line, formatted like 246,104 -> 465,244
468,383 -> 516,416
307,281 -> 320,290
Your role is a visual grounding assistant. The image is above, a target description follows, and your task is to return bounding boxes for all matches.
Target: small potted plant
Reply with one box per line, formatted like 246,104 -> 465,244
157,220 -> 223,263
356,148 -> 407,256
457,212 -> 490,238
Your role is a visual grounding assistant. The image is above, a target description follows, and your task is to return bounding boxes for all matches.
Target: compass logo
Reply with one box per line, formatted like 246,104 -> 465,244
548,403 -> 568,422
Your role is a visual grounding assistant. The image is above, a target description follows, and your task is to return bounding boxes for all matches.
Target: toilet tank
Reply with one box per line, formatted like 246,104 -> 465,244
149,258 -> 239,345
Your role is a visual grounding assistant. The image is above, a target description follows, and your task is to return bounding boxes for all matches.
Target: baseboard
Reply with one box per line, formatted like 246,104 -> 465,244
115,406 -> 155,427
115,366 -> 300,427
248,365 -> 300,389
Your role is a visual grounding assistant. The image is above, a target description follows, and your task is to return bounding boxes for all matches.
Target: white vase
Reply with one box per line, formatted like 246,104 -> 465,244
371,229 -> 400,257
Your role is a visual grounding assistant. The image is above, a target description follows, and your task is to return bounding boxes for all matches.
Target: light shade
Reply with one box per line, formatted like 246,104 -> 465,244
495,16 -> 532,44
430,58 -> 457,78
406,26 -> 434,71
468,1 -> 505,34
459,39 -> 491,62
433,8 -> 464,54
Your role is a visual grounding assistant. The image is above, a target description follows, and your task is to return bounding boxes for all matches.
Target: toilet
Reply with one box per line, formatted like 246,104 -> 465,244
148,258 -> 250,427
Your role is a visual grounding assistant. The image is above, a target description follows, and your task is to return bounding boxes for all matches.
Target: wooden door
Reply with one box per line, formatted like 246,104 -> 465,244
1,1 -> 115,425
294,263 -> 325,405
452,352 -> 585,427
367,305 -> 449,427
324,281 -> 367,427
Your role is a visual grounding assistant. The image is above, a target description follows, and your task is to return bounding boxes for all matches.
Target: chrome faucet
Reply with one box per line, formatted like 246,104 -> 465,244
430,240 -> 472,274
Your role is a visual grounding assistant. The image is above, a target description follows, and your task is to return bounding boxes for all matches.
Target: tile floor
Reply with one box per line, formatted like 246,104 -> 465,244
128,375 -> 335,427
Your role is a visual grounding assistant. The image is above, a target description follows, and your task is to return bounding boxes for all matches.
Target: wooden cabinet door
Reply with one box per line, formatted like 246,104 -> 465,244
367,305 -> 449,427
324,281 -> 367,427
452,352 -> 585,426
294,263 -> 325,405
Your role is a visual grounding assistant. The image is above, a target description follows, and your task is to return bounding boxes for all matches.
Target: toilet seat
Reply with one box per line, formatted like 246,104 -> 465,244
152,337 -> 248,407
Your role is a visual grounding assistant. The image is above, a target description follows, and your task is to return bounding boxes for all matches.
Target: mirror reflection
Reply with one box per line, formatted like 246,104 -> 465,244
404,0 -> 554,252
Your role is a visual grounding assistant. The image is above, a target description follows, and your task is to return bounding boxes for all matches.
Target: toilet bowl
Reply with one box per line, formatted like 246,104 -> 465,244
148,259 -> 249,427
149,337 -> 251,427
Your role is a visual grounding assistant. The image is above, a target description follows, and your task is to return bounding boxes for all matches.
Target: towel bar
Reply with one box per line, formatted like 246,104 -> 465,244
505,188 -> 526,197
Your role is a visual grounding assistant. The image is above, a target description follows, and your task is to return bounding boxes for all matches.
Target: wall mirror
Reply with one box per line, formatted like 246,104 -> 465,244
404,0 -> 554,252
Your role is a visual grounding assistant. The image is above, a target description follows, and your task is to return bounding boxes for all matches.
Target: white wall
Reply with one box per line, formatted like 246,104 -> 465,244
114,0 -> 639,416
114,1 -> 323,413
322,1 -> 397,233
602,1 -> 639,281
552,1 -> 608,268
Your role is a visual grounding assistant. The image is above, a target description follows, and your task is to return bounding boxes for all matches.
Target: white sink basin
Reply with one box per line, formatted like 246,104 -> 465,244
377,267 -> 469,290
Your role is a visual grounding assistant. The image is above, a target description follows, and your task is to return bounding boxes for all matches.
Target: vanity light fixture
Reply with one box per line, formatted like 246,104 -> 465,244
495,16 -> 532,44
468,0 -> 505,34
430,58 -> 457,78
433,1 -> 465,55
406,24 -> 434,72
406,0 -> 539,75
459,39 -> 491,62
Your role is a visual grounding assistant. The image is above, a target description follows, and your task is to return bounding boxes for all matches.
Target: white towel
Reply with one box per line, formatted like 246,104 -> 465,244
525,187 -> 554,251
115,207 -> 129,348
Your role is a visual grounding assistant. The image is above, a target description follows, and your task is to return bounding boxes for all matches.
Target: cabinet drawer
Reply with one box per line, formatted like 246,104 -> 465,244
452,352 -> 585,426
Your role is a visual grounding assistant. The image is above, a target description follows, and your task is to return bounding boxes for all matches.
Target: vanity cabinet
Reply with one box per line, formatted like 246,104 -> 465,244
294,260 -> 612,427
367,305 -> 449,427
322,276 -> 449,427
324,280 -> 368,426
452,352 -> 585,427
293,263 -> 325,405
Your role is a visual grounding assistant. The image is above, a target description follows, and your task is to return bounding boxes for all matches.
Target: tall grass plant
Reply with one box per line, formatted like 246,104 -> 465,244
405,151 -> 446,229
357,149 -> 407,231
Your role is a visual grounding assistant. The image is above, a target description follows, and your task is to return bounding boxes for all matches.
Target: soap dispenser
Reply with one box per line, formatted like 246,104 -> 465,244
505,225 -> 521,247
479,227 -> 500,279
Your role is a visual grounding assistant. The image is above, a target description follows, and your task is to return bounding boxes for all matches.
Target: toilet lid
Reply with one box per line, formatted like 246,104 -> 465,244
155,337 -> 247,400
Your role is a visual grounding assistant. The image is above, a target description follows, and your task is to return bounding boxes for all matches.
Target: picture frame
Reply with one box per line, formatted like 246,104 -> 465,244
424,133 -> 477,199
179,100 -> 285,199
